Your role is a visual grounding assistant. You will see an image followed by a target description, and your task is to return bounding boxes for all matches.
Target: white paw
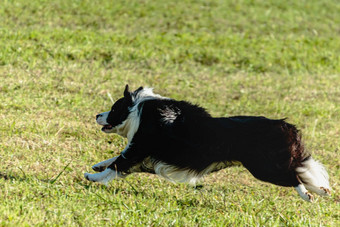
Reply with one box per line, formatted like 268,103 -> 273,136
303,192 -> 314,202
91,156 -> 119,172
320,187 -> 331,196
84,168 -> 121,185
84,172 -> 93,181
295,184 -> 314,202
91,164 -> 107,172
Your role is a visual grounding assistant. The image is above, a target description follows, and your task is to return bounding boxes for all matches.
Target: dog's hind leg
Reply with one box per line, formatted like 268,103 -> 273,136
295,184 -> 314,202
92,156 -> 119,172
295,157 -> 331,197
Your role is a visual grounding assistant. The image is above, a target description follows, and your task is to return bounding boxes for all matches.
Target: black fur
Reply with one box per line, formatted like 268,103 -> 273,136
104,86 -> 310,188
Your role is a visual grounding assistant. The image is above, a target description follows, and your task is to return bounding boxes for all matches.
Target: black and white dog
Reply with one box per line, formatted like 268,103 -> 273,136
85,85 -> 331,202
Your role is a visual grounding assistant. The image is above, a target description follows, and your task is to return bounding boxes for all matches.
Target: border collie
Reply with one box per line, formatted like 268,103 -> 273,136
85,85 -> 331,202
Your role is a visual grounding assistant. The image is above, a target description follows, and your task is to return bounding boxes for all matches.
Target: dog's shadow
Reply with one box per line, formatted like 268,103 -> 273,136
0,171 -> 60,184
0,172 -> 27,182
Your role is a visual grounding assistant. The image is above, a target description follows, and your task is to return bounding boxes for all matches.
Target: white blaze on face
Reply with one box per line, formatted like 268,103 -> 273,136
96,111 -> 110,125
96,111 -> 116,133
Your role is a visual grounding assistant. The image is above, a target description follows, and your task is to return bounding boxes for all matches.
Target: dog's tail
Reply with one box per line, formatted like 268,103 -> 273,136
282,121 -> 331,197
295,157 -> 331,196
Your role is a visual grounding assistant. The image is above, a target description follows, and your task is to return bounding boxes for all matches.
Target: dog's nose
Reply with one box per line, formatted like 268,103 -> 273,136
96,114 -> 102,120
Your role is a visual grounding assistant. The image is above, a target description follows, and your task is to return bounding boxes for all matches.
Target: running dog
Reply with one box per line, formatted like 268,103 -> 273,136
84,85 -> 331,202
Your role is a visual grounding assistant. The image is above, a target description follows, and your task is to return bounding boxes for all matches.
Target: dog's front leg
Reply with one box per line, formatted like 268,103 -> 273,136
84,165 -> 124,186
92,156 -> 119,172
84,143 -> 146,185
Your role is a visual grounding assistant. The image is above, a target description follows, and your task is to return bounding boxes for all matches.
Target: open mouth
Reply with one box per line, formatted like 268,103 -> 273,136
102,125 -> 113,131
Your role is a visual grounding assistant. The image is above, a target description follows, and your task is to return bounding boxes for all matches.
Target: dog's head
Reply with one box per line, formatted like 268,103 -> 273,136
96,85 -> 143,134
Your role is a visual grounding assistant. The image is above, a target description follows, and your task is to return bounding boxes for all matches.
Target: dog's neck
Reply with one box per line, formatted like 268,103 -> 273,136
116,110 -> 140,142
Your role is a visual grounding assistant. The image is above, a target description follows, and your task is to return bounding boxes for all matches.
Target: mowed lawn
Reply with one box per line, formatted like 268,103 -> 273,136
0,0 -> 339,225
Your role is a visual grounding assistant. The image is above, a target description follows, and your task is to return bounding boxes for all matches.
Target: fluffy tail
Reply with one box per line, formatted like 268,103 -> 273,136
296,157 -> 331,196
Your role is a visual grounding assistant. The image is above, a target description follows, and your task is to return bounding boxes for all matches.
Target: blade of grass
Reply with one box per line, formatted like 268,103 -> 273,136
49,161 -> 72,184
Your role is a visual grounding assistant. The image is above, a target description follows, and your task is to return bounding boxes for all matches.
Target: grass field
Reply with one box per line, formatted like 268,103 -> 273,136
0,0 -> 339,225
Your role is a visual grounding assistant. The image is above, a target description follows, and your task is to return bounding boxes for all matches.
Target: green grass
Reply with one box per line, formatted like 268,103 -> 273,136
0,0 -> 339,225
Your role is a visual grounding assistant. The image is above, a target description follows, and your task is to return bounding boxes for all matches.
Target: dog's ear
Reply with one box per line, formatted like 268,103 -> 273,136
133,86 -> 143,95
124,84 -> 130,98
